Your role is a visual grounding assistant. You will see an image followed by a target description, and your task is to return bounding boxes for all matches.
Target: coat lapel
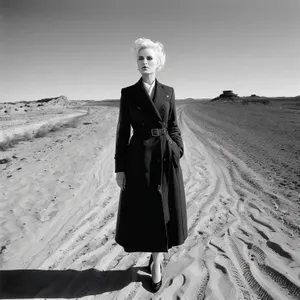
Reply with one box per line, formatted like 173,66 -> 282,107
152,79 -> 170,112
134,77 -> 169,122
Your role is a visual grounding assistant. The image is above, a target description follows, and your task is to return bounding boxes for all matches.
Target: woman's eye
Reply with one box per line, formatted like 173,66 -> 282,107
147,57 -> 153,60
138,57 -> 143,61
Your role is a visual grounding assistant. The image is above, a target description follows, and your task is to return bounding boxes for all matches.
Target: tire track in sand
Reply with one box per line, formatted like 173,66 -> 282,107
3,104 -> 299,300
173,103 -> 300,300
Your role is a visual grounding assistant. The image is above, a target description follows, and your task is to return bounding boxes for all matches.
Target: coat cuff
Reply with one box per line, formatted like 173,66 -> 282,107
115,157 -> 126,173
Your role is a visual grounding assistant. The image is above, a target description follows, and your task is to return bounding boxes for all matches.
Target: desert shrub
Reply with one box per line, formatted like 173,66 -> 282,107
242,99 -> 269,105
49,123 -> 63,132
0,114 -> 83,151
35,125 -> 50,137
62,116 -> 82,128
23,132 -> 34,140
0,136 -> 13,151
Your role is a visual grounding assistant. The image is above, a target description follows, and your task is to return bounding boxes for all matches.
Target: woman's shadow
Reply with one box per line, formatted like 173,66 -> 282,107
0,266 -> 153,298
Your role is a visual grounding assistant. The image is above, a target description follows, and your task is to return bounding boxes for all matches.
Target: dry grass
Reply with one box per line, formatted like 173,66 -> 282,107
0,115 -> 83,151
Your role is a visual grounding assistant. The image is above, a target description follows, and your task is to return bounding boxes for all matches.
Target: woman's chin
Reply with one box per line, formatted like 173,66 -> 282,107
139,70 -> 154,75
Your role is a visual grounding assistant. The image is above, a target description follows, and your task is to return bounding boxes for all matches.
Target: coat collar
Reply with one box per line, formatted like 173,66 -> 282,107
134,77 -> 170,121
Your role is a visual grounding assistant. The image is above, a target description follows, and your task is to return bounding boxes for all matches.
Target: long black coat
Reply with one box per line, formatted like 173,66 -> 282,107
114,77 -> 187,252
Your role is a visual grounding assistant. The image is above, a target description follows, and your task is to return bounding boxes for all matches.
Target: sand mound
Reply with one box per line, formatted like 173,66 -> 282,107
0,95 -> 87,116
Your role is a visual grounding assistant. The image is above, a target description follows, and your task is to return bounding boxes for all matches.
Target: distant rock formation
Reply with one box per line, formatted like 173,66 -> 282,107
36,95 -> 69,106
210,91 -> 273,104
0,95 -> 70,114
211,90 -> 239,102
220,90 -> 238,98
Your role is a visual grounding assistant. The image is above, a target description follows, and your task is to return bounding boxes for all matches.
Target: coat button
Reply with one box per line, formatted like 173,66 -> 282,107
140,122 -> 144,126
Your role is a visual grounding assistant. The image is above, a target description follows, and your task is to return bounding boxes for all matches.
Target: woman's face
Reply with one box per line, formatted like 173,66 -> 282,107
137,47 -> 159,75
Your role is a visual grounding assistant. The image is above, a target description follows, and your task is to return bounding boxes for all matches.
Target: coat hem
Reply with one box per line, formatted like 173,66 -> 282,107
115,239 -> 186,253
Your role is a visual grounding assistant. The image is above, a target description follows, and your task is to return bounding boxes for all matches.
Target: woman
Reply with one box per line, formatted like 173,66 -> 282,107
114,37 -> 187,292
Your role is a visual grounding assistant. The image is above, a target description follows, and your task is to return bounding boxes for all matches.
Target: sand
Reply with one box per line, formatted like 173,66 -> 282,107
0,100 -> 300,299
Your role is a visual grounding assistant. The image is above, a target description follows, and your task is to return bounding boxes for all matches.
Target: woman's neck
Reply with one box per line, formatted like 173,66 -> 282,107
142,73 -> 156,85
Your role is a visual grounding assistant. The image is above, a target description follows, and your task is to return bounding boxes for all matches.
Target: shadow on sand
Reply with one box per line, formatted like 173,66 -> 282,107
0,266 -> 152,298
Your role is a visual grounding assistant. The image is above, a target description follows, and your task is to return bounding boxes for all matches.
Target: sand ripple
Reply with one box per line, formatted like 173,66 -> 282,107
1,102 -> 299,299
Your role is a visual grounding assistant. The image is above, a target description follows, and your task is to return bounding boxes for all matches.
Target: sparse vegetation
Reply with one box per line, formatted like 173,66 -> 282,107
0,115 -> 84,151
242,99 -> 270,105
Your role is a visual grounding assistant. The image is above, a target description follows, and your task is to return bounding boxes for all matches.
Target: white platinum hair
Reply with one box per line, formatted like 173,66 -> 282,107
133,37 -> 166,71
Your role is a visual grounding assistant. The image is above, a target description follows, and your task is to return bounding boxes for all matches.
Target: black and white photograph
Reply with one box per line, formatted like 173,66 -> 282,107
1,0 -> 300,298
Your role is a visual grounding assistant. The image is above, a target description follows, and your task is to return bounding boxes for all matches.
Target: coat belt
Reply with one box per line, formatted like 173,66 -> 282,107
133,127 -> 175,147
133,127 -> 168,138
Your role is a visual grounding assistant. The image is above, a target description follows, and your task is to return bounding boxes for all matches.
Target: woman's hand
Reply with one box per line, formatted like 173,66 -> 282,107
116,172 -> 126,190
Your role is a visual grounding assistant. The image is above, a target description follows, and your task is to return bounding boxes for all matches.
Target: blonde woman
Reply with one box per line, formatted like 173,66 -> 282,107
114,38 -> 187,292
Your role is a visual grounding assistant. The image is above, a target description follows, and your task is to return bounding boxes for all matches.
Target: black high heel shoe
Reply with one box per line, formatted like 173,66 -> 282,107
150,262 -> 162,292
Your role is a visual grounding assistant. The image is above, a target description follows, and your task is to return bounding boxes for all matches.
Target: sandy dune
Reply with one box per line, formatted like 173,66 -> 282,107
0,101 -> 300,299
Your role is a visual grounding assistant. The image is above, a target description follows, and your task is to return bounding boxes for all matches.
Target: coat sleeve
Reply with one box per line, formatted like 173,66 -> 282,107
168,88 -> 184,158
114,88 -> 131,172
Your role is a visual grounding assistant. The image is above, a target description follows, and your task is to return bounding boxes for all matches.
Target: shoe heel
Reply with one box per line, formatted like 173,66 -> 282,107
151,264 -> 162,292
148,254 -> 153,272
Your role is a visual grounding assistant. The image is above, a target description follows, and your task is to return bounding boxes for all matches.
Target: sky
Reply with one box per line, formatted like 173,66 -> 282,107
1,0 -> 300,102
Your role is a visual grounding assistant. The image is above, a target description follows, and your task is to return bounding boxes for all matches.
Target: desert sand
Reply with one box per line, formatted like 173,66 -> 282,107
0,98 -> 300,300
